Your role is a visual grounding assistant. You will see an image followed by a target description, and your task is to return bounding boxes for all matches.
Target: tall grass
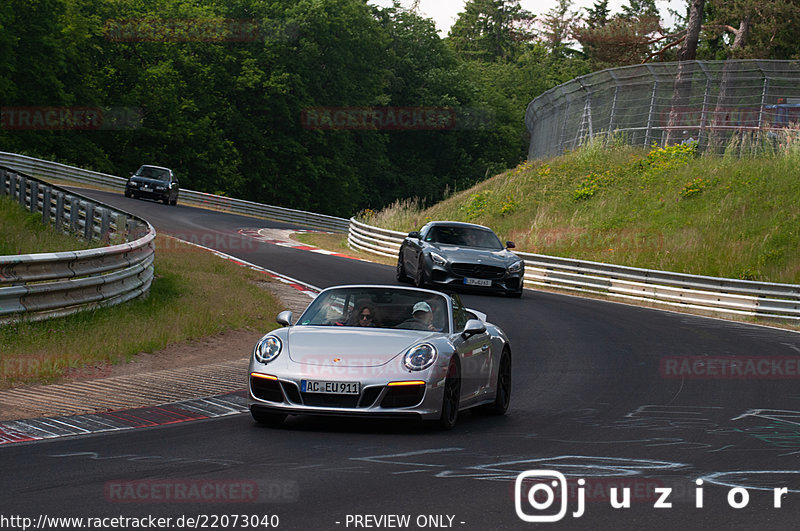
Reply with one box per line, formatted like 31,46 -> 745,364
369,133 -> 800,284
0,196 -> 103,255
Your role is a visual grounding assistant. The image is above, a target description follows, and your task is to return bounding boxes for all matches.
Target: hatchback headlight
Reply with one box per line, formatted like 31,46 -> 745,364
254,336 -> 282,364
403,343 -> 437,371
430,252 -> 447,266
508,260 -> 523,274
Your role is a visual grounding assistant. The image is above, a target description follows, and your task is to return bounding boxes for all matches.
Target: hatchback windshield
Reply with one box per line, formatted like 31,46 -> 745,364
135,166 -> 170,181
297,287 -> 450,333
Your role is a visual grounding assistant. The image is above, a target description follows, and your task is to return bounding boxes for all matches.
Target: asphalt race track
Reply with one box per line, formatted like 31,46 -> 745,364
2,190 -> 800,530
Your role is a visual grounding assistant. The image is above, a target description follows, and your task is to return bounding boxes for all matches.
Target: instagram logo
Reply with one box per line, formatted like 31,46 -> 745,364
515,470 -> 585,522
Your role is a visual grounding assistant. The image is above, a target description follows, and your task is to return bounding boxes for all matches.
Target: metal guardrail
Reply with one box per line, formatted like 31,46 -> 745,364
348,217 -> 800,321
0,166 -> 155,324
0,151 -> 350,232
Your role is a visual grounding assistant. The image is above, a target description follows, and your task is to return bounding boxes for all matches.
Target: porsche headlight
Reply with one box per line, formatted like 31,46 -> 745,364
430,252 -> 447,266
508,260 -> 523,274
254,336 -> 282,364
403,343 -> 437,371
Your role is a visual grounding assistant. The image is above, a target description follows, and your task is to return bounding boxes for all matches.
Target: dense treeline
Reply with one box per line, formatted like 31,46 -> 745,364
1,0 -> 798,217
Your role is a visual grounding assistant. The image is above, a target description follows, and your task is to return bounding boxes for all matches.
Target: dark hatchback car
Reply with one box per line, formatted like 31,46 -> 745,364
396,221 -> 524,297
124,165 -> 179,205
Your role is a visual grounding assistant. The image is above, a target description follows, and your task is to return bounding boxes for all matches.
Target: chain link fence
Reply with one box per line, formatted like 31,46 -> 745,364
526,60 -> 800,159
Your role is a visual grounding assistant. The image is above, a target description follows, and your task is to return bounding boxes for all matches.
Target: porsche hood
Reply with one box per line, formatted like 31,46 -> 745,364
285,327 -> 438,367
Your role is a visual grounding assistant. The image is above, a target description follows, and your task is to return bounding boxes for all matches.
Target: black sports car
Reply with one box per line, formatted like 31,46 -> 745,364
396,221 -> 524,297
124,165 -> 179,205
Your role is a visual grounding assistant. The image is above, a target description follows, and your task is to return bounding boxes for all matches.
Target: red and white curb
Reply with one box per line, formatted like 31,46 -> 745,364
238,228 -> 367,262
172,233 -> 320,297
0,393 -> 248,446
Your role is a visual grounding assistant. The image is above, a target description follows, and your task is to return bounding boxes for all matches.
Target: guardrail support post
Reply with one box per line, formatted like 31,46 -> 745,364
112,213 -> 127,239
19,176 -> 27,208
0,168 -> 6,195
100,208 -> 111,241
30,181 -> 39,214
84,202 -> 95,241
126,218 -> 138,242
69,196 -> 80,234
55,192 -> 65,232
42,187 -> 51,225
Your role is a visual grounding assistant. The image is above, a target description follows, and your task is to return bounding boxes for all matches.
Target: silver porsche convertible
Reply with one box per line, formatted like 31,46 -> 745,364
248,285 -> 512,429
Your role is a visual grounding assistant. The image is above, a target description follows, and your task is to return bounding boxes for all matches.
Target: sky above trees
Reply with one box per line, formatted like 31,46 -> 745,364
369,0 -> 684,35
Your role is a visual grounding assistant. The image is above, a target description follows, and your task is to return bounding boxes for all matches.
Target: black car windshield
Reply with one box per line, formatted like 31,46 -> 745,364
426,226 -> 503,249
296,287 -> 450,333
135,166 -> 169,181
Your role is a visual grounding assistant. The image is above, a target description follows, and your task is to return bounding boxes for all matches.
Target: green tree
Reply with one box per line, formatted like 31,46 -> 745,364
447,0 -> 535,62
706,0 -> 800,59
621,0 -> 659,20
539,0 -> 580,57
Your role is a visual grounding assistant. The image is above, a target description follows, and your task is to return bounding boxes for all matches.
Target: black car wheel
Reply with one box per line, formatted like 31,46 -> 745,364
482,348 -> 511,415
414,256 -> 427,288
251,409 -> 287,427
433,357 -> 460,430
508,288 -> 523,298
124,190 -> 131,198
396,255 -> 408,282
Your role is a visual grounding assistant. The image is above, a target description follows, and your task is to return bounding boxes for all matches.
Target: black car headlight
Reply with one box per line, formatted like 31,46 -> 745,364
430,252 -> 447,266
508,260 -> 523,274
254,336 -> 282,364
403,343 -> 437,371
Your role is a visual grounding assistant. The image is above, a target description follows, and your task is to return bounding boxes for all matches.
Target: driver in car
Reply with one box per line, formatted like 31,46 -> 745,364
399,301 -> 437,331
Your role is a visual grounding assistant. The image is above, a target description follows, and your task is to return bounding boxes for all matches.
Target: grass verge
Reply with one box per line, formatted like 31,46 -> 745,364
0,195 -> 105,255
361,137 -> 800,284
1,212 -> 281,387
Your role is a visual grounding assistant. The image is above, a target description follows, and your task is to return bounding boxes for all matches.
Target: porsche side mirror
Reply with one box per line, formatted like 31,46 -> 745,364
277,310 -> 293,326
408,231 -> 420,240
506,241 -> 516,249
462,319 -> 486,339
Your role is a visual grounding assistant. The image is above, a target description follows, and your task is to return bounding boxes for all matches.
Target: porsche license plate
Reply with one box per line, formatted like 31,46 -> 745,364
301,380 -> 360,395
464,277 -> 492,287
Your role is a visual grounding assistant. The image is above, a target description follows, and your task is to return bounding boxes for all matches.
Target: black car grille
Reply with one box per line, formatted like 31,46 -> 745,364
250,376 -> 284,403
451,263 -> 505,280
380,384 -> 425,408
359,386 -> 383,408
301,392 -> 360,408
281,381 -> 302,404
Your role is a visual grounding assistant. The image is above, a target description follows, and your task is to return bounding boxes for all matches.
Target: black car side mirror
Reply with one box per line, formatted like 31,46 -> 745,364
408,231 -> 420,239
462,319 -> 486,339
506,241 -> 516,249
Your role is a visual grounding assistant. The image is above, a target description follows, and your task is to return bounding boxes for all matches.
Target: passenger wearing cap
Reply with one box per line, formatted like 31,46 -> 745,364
398,301 -> 437,331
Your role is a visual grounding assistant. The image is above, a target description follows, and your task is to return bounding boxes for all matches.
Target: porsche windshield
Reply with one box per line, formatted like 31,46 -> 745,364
426,226 -> 503,249
297,287 -> 450,333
